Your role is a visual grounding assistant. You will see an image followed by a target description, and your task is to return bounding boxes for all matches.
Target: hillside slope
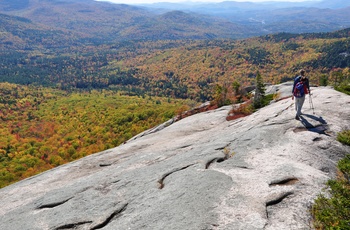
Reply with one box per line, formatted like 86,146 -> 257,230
0,0 -> 248,42
0,13 -> 83,50
2,27 -> 350,102
0,83 -> 349,229
141,0 -> 350,35
1,0 -> 350,42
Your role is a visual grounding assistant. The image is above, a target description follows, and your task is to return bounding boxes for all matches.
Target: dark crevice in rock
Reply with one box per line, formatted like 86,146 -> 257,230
234,166 -> 252,169
266,192 -> 293,207
54,221 -> 93,230
91,203 -> 128,229
179,144 -> 192,149
215,147 -> 225,151
269,178 -> 299,186
37,197 -> 73,209
216,158 -> 226,163
99,163 -> 112,167
313,137 -> 323,142
215,144 -> 230,151
265,122 -> 287,126
205,155 -> 229,169
158,164 -> 195,189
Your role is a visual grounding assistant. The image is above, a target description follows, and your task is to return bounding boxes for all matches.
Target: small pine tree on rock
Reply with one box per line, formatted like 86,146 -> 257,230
253,71 -> 266,109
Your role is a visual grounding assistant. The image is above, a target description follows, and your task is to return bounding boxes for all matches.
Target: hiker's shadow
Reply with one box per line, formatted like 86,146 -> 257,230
299,114 -> 329,135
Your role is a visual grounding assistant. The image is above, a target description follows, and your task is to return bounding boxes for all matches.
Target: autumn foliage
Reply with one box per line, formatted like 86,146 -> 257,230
0,83 -> 192,188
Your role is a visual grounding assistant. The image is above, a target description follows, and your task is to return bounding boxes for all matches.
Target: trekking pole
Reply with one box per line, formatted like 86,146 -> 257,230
309,93 -> 315,114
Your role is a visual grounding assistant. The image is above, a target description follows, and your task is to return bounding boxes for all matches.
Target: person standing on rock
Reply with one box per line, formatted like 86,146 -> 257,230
292,69 -> 310,120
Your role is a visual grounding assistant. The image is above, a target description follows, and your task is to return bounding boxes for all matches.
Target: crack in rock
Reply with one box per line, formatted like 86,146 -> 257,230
269,178 -> 299,186
264,121 -> 288,127
179,144 -> 192,149
214,143 -> 230,151
313,137 -> 323,142
158,164 -> 195,189
37,197 -> 73,209
91,203 -> 128,229
54,221 -> 93,230
266,192 -> 294,219
234,165 -> 252,169
266,192 -> 293,207
99,159 -> 121,167
114,181 -> 132,190
99,163 -> 112,167
205,156 -> 228,169
275,103 -> 294,117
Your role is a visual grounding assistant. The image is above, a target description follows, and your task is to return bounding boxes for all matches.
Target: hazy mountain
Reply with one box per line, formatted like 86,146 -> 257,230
139,0 -> 350,35
0,0 -> 250,42
1,0 -> 349,42
313,0 -> 350,9
140,0 -> 350,11
241,6 -> 350,34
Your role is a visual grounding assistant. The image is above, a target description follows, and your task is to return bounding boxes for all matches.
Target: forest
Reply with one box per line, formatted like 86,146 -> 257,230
1,27 -> 350,188
1,29 -> 350,102
0,82 -> 193,188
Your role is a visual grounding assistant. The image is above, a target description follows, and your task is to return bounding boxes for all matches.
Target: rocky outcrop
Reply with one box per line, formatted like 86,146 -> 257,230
1,83 -> 350,230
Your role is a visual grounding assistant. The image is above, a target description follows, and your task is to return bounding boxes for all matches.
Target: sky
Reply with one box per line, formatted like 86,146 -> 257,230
98,0 -> 321,5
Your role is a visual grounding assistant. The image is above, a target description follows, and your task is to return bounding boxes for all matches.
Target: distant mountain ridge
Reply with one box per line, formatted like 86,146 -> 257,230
0,0 -> 350,42
314,0 -> 350,9
138,0 -> 350,35
0,0 -> 249,42
140,0 -> 350,11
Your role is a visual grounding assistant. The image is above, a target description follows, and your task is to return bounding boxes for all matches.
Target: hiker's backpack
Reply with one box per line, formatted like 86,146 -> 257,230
293,81 -> 305,98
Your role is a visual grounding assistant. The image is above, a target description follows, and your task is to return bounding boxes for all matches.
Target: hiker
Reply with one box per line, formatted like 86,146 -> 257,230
292,69 -> 310,120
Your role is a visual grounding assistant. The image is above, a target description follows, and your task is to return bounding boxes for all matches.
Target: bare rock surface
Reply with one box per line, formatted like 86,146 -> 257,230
1,83 -> 350,230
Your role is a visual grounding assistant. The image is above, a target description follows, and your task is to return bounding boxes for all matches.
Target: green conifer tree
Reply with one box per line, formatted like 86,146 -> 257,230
253,71 -> 265,109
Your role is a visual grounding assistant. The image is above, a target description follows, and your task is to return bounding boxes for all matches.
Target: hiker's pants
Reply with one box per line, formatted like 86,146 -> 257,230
295,95 -> 305,116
